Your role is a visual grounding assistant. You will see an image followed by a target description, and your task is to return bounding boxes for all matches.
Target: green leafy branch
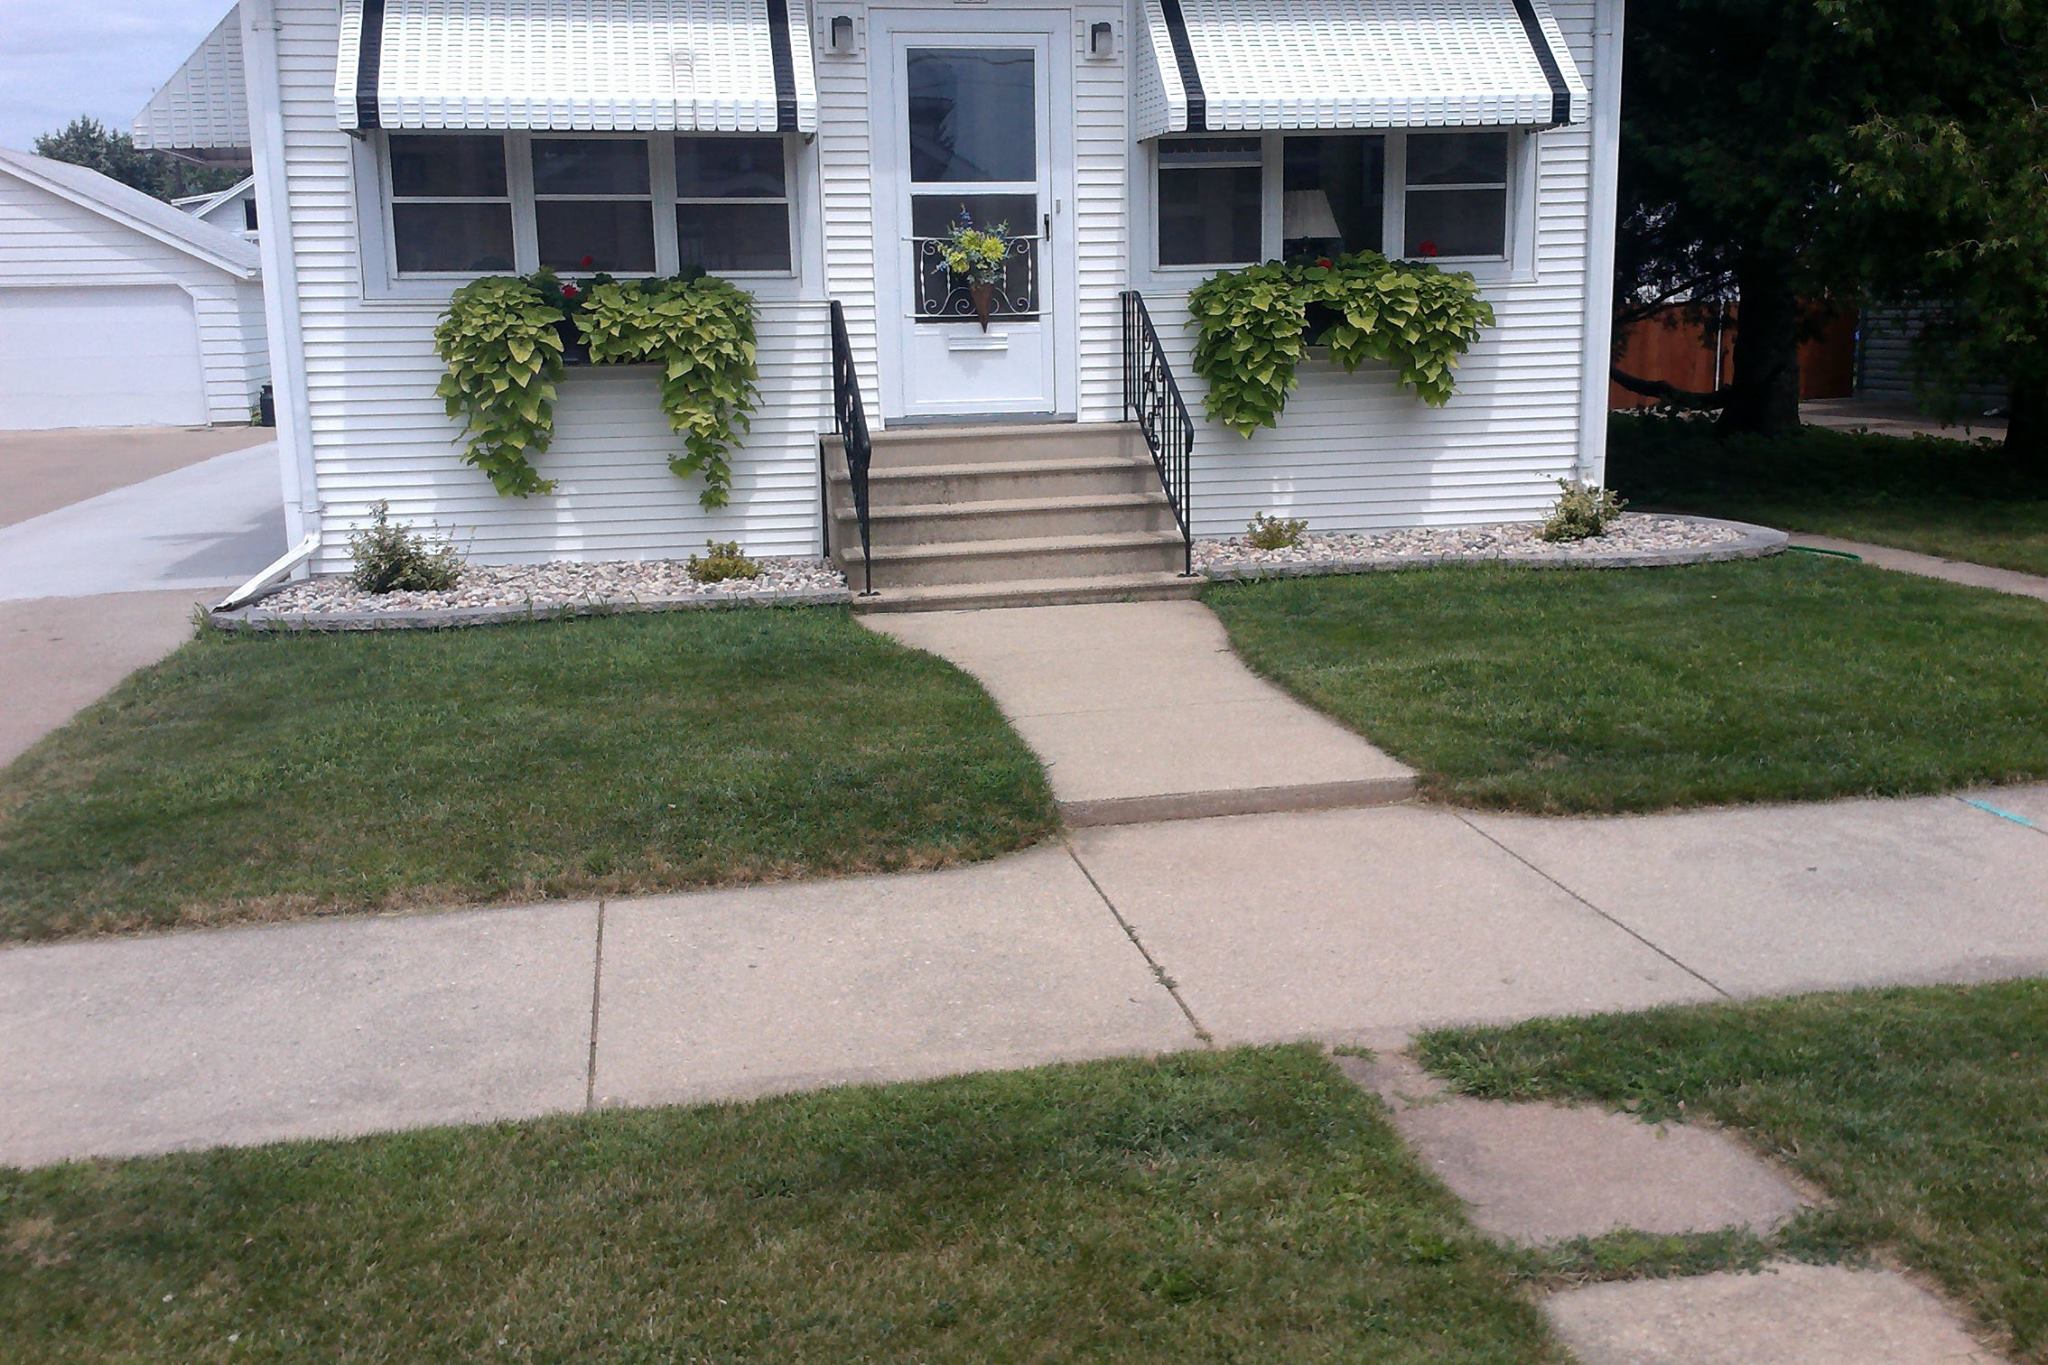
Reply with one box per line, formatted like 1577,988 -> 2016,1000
1187,253 -> 1496,437
579,276 -> 760,509
432,276 -> 565,495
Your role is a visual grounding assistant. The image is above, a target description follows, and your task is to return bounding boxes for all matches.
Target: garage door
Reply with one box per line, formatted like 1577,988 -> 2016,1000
0,285 -> 208,430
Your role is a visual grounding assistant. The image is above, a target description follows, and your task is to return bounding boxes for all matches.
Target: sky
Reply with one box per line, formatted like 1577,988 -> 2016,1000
0,0 -> 233,151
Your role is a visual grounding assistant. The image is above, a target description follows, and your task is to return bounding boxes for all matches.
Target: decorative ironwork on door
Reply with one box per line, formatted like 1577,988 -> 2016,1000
911,235 -> 1041,322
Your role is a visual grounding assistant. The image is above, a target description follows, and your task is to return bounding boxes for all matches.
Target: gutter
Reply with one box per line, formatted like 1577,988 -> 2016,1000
1577,0 -> 1626,484
217,532 -> 321,611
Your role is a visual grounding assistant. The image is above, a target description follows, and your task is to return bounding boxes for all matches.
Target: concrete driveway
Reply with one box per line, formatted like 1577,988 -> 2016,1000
0,432 -> 284,601
0,427 -> 285,766
0,426 -> 275,530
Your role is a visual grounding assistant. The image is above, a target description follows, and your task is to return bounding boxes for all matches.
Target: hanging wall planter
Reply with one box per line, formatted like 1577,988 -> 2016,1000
433,266 -> 758,508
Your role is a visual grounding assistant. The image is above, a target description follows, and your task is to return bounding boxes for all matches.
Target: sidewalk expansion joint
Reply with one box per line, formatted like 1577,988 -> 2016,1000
1062,836 -> 1215,1047
1453,813 -> 1732,1000
584,898 -> 606,1111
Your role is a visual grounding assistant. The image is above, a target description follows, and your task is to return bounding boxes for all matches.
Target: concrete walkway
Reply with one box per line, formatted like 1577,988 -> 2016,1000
4,786 -> 2044,1167
1801,397 -> 2006,442
1792,533 -> 2048,605
868,601 -> 1416,824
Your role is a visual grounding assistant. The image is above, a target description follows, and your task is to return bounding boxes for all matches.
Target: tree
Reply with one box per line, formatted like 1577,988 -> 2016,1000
1613,0 -> 1866,433
1823,0 -> 2048,463
31,117 -> 241,202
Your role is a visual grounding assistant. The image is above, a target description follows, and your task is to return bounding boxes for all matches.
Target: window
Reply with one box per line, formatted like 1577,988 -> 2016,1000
1403,132 -> 1510,259
1156,138 -> 1262,267
1151,130 -> 1517,272
675,137 -> 792,273
1282,136 -> 1385,258
378,132 -> 799,284
386,134 -> 514,274
531,137 -> 655,273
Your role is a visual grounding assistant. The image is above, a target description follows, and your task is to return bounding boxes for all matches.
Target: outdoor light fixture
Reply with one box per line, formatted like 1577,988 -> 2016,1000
1089,21 -> 1114,59
829,14 -> 856,55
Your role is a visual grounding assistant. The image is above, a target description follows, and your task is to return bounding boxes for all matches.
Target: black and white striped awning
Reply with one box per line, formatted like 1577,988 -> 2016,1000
1135,0 -> 1588,138
335,0 -> 817,135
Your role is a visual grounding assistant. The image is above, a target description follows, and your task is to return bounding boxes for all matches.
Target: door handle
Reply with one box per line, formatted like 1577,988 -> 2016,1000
1043,211 -> 1051,241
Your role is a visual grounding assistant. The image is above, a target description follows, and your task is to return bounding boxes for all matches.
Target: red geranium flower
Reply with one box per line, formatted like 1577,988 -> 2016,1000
580,255 -> 596,269
1417,240 -> 1440,258
560,284 -> 580,299
1315,256 -> 1334,270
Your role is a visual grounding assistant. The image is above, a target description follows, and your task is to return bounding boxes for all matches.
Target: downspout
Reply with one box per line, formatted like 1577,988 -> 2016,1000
241,0 -> 322,572
1577,0 -> 1626,484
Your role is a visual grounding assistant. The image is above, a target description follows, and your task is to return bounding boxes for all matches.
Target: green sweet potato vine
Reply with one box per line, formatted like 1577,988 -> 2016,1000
579,276 -> 760,509
432,268 -> 758,508
1188,253 -> 1496,437
432,276 -> 565,495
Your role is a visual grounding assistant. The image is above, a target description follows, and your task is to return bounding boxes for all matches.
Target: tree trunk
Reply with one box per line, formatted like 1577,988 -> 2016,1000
2005,374 -> 2048,469
1719,255 -> 1803,436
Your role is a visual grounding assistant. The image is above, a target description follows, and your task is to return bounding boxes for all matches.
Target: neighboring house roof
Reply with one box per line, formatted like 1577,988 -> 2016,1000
133,6 -> 251,154
0,147 -> 260,279
173,176 -> 256,218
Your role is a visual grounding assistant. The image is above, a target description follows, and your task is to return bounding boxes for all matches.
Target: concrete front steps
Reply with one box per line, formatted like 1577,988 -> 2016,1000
823,422 -> 1199,612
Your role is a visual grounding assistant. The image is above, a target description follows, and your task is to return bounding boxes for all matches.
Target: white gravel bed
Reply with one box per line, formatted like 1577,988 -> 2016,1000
1197,513 -> 1780,578
227,556 -> 849,628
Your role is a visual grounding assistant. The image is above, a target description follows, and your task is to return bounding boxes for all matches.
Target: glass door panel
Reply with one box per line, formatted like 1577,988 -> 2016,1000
906,47 -> 1039,325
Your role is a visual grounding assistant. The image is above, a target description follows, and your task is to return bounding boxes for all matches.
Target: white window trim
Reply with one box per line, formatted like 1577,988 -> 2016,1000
354,130 -> 811,304
1135,129 -> 1540,291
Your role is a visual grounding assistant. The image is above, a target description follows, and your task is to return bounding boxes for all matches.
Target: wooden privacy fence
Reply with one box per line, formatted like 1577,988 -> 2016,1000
1609,302 -> 1856,409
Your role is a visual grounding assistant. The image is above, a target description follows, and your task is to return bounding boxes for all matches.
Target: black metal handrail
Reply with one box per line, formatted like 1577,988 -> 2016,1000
827,299 -> 876,596
1122,290 -> 1195,576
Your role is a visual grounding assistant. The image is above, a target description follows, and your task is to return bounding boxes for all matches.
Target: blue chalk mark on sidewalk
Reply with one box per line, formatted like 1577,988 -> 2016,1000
1961,798 -> 2040,830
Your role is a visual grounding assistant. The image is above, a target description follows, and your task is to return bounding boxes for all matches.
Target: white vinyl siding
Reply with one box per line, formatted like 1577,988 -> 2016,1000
258,0 -> 1611,565
272,0 -> 828,573
1136,0 -> 1602,536
0,171 -> 266,428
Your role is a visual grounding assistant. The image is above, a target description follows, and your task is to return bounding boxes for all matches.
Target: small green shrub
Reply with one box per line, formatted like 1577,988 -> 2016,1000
347,501 -> 463,594
1247,512 -> 1309,550
686,540 -> 763,584
1540,480 -> 1629,542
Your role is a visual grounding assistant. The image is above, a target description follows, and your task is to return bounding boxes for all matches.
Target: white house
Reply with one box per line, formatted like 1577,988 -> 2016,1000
177,0 -> 1622,605
176,177 -> 260,241
0,148 -> 267,431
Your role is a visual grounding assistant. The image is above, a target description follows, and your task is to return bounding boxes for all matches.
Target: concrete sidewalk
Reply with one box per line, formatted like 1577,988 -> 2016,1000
869,601 -> 1416,825
1792,533 -> 2048,605
4,786 -> 2043,1167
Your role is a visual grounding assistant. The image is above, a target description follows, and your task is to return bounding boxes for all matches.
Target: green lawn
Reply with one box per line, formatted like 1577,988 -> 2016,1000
1419,980 -> 2048,1358
0,1047 -> 1559,1362
0,608 -> 1056,942
1610,416 -> 2048,577
1204,554 -> 2048,813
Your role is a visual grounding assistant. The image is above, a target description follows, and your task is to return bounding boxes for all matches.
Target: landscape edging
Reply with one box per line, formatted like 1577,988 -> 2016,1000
1200,515 -> 1789,583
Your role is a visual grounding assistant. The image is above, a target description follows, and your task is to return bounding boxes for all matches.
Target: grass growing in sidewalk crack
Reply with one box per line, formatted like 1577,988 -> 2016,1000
0,608 -> 1057,941
1419,980 -> 2048,1356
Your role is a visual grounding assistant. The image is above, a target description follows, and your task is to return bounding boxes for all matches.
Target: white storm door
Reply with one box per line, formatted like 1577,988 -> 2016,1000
874,21 -> 1063,420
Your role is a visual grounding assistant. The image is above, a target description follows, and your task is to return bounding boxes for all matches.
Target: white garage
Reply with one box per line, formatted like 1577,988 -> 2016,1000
0,147 -> 265,432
